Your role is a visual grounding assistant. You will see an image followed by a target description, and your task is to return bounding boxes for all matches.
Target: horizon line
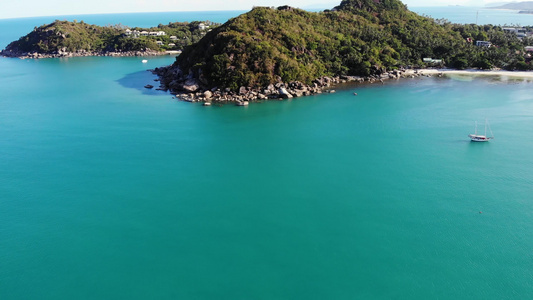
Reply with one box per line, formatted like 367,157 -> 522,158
0,5 -> 502,21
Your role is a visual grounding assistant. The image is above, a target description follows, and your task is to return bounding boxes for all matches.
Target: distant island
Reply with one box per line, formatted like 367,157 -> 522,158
490,1 -> 533,10
3,0 -> 533,104
0,20 -> 218,58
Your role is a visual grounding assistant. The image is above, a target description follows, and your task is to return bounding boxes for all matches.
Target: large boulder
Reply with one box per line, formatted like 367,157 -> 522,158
203,90 -> 213,99
279,87 -> 293,99
292,89 -> 305,97
182,79 -> 199,92
239,86 -> 248,95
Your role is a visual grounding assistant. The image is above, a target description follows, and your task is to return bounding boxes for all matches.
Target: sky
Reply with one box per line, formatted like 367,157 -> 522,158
0,0 -> 513,19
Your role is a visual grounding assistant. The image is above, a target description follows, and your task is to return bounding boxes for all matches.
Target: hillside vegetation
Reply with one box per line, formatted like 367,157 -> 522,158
2,20 -> 217,55
167,0 -> 533,91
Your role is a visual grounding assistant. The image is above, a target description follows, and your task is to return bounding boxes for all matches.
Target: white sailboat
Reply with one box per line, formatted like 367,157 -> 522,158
469,119 -> 493,142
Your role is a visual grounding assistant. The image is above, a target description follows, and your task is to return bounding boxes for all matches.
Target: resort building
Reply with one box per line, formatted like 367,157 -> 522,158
170,36 -> 178,40
124,29 -> 141,37
476,41 -> 492,47
423,58 -> 443,65
124,28 -> 166,38
156,41 -> 164,45
149,31 -> 166,36
503,27 -> 529,38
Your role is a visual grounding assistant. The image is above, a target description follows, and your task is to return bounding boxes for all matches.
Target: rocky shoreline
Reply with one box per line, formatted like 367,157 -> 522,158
0,48 -> 170,59
152,66 -> 439,105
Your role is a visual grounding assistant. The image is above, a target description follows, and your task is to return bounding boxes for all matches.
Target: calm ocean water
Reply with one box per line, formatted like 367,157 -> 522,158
1,8 -> 533,300
412,6 -> 533,25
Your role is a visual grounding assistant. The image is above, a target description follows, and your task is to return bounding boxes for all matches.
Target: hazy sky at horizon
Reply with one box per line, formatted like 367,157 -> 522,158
0,0 -> 509,19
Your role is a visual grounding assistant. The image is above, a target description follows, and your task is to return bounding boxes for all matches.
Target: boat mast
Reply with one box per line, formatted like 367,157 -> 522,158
475,121 -> 478,135
487,119 -> 494,138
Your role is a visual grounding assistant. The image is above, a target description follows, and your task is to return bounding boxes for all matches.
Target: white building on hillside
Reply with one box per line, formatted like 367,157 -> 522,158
149,31 -> 166,36
476,41 -> 492,47
503,27 -> 528,38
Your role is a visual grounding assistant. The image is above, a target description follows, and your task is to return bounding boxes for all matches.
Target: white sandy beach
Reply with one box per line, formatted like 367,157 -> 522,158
407,69 -> 533,78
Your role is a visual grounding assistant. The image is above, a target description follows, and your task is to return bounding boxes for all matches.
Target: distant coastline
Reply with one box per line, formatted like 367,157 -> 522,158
489,1 -> 533,11
0,48 -> 181,59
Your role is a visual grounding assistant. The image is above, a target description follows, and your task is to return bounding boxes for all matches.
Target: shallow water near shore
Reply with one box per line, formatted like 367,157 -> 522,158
2,54 -> 533,299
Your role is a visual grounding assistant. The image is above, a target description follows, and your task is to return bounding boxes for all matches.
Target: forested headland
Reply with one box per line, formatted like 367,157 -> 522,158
156,0 -> 533,95
0,20 -> 217,58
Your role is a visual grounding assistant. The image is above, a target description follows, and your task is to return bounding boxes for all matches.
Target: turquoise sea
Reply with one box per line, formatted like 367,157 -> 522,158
412,6 -> 533,25
1,8 -> 533,300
